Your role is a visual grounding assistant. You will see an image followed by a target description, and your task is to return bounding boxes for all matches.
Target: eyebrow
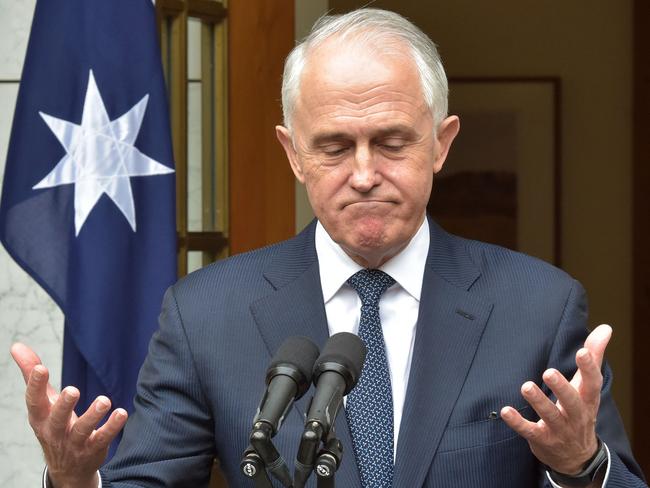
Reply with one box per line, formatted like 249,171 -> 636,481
311,132 -> 349,147
371,125 -> 418,141
310,124 -> 417,146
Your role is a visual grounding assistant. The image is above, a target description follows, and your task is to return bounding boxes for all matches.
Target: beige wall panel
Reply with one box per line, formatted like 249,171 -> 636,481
330,0 -> 634,434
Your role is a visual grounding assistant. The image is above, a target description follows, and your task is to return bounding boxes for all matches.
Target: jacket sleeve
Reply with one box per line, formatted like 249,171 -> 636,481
99,286 -> 216,487
541,280 -> 647,487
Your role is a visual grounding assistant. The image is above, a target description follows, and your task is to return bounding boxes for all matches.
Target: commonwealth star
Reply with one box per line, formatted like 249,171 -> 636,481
33,70 -> 174,236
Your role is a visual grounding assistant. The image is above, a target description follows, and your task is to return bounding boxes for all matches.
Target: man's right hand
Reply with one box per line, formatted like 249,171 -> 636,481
10,343 -> 128,488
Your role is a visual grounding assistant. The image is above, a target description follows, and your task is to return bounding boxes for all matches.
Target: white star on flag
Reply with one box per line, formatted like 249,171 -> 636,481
33,69 -> 174,236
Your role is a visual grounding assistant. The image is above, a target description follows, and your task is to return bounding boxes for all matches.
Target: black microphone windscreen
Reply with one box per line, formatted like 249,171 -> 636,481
315,332 -> 366,391
268,336 -> 320,387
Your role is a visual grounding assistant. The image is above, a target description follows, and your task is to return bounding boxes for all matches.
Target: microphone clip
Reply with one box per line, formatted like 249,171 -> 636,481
240,421 -> 293,488
294,421 -> 344,488
314,436 -> 344,483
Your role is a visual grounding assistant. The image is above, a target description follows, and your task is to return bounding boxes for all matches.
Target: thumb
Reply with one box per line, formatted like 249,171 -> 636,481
10,343 -> 43,385
583,324 -> 612,369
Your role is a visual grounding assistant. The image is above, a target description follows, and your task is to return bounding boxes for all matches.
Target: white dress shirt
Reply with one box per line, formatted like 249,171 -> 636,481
315,218 -> 429,452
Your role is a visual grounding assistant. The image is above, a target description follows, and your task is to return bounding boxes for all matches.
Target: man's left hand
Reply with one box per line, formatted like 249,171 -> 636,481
501,324 -> 612,475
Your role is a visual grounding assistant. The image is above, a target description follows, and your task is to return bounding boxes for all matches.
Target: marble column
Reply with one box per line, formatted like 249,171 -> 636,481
0,1 -> 64,486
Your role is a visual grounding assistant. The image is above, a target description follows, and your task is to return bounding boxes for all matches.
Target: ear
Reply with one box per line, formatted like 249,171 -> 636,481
276,125 -> 305,184
432,115 -> 460,174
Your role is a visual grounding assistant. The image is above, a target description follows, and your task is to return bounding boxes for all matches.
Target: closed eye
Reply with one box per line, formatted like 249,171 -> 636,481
323,147 -> 347,156
377,137 -> 409,154
373,130 -> 413,152
320,143 -> 351,157
380,143 -> 406,152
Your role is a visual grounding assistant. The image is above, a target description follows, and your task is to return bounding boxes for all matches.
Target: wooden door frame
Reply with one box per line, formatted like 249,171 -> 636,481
633,0 -> 650,477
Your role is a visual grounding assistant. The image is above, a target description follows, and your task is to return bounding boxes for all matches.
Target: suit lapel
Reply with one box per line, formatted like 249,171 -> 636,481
249,223 -> 362,487
250,259 -> 329,367
393,221 -> 493,487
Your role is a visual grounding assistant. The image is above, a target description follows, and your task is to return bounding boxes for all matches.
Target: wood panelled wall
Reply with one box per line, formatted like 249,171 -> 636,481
229,0 -> 296,255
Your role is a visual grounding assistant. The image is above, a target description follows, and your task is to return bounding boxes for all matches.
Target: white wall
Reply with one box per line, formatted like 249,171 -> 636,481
0,2 -> 65,487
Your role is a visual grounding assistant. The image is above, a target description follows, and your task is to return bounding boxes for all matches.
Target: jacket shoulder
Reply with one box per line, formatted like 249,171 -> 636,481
439,227 -> 583,305
171,224 -> 316,303
468,237 -> 572,283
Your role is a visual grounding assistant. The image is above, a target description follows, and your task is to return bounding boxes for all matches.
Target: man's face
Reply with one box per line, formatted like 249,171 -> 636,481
277,39 -> 459,268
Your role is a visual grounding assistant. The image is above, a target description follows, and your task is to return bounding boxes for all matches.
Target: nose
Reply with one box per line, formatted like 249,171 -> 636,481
349,145 -> 381,192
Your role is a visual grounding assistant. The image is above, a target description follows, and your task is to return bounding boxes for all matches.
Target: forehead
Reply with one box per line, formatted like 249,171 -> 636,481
294,37 -> 428,131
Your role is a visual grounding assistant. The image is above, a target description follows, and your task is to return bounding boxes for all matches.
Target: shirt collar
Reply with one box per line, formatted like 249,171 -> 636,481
315,218 -> 430,303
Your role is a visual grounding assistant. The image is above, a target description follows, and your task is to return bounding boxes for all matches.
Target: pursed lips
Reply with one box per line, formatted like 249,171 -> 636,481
342,199 -> 396,208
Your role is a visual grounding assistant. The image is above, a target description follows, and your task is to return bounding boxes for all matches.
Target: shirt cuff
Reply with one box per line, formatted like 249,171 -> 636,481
545,442 -> 611,487
42,466 -> 102,488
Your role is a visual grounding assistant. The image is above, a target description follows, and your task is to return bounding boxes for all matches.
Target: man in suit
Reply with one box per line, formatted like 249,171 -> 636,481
12,7 -> 648,488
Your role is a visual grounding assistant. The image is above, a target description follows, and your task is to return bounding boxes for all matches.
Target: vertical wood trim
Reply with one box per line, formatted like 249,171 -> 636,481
200,22 -> 214,267
228,0 -> 296,254
200,15 -> 229,265
214,17 -> 230,261
633,0 -> 650,476
212,21 -> 229,236
553,80 -> 562,268
201,22 -> 213,232
169,11 -> 189,276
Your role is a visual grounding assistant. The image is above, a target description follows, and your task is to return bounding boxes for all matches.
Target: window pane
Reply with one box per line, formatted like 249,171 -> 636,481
187,251 -> 204,274
187,17 -> 203,232
187,17 -> 202,80
187,79 -> 203,231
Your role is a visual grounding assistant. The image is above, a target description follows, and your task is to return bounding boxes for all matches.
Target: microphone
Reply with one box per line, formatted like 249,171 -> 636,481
307,332 -> 366,434
254,335 -> 320,434
244,336 -> 319,487
294,332 -> 366,487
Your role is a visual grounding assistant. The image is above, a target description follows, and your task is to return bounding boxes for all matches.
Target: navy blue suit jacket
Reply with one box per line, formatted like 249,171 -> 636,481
102,219 -> 646,487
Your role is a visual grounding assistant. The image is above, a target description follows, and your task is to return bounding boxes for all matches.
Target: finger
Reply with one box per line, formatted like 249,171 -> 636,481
70,396 -> 112,447
575,349 -> 603,403
583,324 -> 612,369
25,365 -> 51,423
90,408 -> 128,450
12,343 -> 59,401
500,405 -> 543,442
11,343 -> 43,384
48,386 -> 79,439
542,369 -> 583,418
521,380 -> 565,430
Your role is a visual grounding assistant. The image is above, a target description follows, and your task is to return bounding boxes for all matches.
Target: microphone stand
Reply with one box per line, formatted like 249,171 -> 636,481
240,422 -> 293,488
240,446 -> 274,488
294,423 -> 344,488
314,436 -> 343,488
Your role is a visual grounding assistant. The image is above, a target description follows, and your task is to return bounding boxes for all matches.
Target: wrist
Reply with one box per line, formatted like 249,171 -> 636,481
556,437 -> 600,475
46,469 -> 99,488
546,438 -> 608,488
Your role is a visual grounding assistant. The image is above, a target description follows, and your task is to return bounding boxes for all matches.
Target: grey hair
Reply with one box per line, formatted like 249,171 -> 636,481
281,8 -> 449,132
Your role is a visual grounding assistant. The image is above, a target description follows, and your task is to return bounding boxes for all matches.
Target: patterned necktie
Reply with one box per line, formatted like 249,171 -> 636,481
345,269 -> 396,488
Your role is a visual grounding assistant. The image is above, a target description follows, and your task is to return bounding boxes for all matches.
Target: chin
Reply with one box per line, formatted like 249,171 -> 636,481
351,227 -> 395,256
352,219 -> 388,245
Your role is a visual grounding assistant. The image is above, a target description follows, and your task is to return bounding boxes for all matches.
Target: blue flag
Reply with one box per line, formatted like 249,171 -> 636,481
0,0 -> 177,457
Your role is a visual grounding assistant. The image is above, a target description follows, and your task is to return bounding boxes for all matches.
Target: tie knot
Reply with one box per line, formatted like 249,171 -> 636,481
347,269 -> 395,306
